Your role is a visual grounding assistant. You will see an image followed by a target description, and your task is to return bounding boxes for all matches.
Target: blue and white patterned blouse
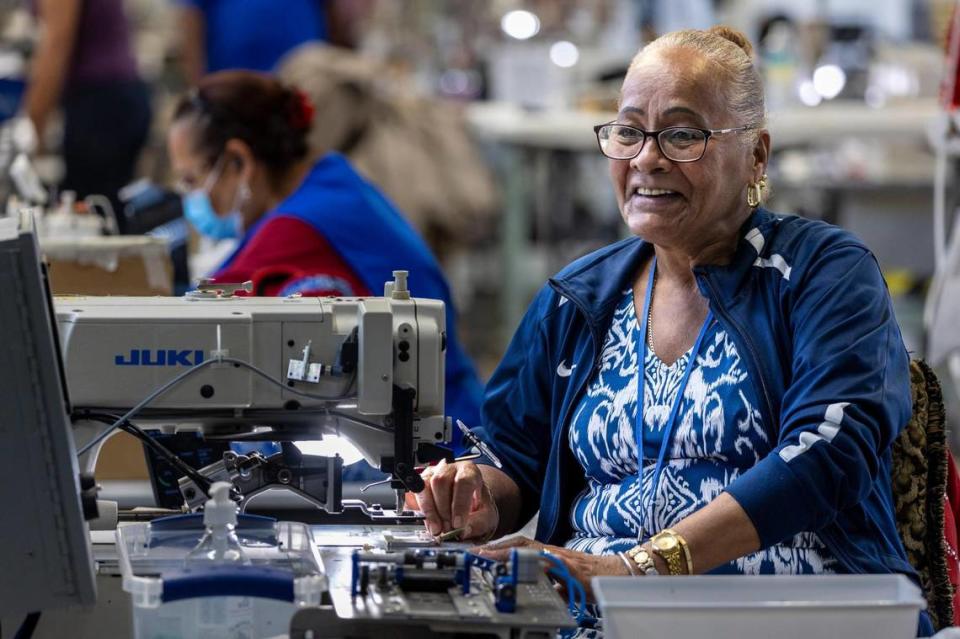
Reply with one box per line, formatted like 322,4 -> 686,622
565,289 -> 837,575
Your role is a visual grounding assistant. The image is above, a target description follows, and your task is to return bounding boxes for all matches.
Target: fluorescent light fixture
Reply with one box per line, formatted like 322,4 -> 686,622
798,79 -> 822,107
501,10 -> 540,40
550,41 -> 579,68
812,64 -> 846,100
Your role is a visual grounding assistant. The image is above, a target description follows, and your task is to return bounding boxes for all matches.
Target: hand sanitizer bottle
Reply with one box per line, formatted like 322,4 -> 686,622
186,482 -> 250,565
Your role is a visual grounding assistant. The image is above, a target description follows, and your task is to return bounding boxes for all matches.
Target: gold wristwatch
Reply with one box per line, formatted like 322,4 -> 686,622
624,545 -> 659,576
649,529 -> 692,575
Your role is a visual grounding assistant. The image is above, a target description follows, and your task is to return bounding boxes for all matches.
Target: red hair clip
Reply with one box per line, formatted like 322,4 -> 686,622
289,88 -> 315,131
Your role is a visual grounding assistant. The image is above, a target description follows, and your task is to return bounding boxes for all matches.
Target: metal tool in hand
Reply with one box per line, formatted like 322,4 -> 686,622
456,420 -> 503,469
359,451 -> 482,494
434,527 -> 467,543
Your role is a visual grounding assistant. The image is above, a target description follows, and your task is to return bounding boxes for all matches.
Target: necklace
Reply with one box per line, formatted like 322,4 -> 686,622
646,266 -> 656,352
635,256 -> 714,540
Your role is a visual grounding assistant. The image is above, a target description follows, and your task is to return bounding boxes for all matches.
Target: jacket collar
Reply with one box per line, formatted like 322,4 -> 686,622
694,207 -> 782,297
551,208 -> 780,322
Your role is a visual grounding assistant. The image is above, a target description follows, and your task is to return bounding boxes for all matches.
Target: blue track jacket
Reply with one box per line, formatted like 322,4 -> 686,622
474,208 -> 930,632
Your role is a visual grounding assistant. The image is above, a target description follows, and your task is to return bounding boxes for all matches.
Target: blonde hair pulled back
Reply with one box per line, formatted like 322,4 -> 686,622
628,26 -> 766,136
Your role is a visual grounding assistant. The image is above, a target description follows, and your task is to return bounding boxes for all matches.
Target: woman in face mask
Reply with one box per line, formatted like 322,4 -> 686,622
167,70 -> 484,444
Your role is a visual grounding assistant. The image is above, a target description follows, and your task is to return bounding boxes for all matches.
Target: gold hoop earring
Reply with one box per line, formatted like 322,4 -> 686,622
747,173 -> 768,208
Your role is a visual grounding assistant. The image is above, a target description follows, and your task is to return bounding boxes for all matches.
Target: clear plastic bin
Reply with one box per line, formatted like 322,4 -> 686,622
592,574 -> 926,639
117,514 -> 326,639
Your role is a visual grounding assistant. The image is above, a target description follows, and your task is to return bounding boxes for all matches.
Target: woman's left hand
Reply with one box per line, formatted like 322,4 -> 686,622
471,536 -> 630,600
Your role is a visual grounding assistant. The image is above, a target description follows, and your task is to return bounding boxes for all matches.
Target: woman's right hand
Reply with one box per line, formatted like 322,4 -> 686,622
412,460 -> 500,541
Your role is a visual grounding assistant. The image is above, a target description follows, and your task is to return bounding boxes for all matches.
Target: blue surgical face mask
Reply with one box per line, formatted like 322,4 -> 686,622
181,157 -> 247,240
182,189 -> 243,240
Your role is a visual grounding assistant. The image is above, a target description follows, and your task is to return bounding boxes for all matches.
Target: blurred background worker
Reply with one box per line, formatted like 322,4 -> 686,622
167,70 -> 484,443
175,0 -> 371,84
23,0 -> 151,226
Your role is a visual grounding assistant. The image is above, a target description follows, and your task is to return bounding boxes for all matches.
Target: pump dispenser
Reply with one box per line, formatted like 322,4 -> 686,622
185,482 -> 249,565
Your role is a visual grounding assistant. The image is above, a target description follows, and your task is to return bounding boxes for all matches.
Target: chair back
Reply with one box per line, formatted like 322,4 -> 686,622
891,359 -> 952,629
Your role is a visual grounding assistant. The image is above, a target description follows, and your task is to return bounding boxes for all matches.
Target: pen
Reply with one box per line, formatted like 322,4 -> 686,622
456,419 -> 503,469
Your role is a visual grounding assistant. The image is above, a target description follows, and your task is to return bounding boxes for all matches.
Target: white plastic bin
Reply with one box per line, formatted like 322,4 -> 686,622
592,574 -> 926,639
117,514 -> 326,639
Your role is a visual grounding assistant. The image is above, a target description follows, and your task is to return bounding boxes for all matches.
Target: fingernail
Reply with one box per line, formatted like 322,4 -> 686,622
428,522 -> 439,536
453,516 -> 464,529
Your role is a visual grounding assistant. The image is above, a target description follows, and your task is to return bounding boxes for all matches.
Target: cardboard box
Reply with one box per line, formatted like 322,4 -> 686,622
95,432 -> 150,480
45,235 -> 172,479
43,235 -> 173,296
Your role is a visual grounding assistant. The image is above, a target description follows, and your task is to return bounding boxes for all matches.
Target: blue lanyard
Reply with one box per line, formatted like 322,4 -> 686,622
635,256 -> 713,539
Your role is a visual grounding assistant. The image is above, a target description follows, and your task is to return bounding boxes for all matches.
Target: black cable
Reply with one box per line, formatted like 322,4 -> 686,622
75,356 -> 357,457
84,412 -> 212,495
14,611 -> 40,639
71,355 -> 361,502
73,362 -> 360,502
74,412 -> 212,496
116,420 -> 213,495
75,358 -> 220,456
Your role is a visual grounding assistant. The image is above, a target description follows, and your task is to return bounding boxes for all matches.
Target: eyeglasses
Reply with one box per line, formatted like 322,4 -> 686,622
593,123 -> 758,163
173,156 -> 225,195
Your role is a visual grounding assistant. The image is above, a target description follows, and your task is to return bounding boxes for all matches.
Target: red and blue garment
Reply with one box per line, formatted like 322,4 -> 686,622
213,153 -> 483,444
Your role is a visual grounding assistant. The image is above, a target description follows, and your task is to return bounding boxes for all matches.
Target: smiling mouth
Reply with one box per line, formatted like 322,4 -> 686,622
630,187 -> 682,200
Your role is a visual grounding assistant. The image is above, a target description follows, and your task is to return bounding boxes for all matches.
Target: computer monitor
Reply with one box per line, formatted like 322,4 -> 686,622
0,210 -> 96,616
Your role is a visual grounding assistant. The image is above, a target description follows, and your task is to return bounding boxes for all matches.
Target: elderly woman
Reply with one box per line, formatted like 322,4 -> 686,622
415,25 -> 930,633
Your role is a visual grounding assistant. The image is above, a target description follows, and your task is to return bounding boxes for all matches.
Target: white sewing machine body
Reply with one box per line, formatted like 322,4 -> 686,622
55,293 -> 449,471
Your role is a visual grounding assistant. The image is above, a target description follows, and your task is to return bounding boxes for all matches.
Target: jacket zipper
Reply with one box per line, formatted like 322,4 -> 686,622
542,282 -> 602,542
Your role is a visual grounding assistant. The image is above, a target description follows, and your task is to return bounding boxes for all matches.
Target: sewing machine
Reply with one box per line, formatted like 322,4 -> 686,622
58,270 -> 453,519
0,210 -> 576,637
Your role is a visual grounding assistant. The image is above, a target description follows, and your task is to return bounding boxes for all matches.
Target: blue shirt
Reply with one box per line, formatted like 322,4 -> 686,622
180,0 -> 327,74
565,289 -> 836,574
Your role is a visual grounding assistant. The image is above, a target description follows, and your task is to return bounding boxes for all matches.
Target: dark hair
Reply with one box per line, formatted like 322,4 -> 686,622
173,71 -> 313,176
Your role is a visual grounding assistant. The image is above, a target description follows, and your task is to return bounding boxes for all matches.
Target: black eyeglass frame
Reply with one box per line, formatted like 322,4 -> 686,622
592,122 -> 759,162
